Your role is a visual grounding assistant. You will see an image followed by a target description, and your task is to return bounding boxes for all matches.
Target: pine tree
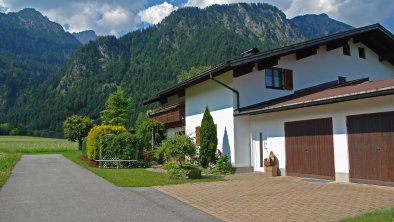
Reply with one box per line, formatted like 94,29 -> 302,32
100,88 -> 132,126
199,106 -> 218,168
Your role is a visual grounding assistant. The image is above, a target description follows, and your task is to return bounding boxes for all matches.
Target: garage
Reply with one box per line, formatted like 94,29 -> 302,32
285,118 -> 335,180
347,111 -> 394,185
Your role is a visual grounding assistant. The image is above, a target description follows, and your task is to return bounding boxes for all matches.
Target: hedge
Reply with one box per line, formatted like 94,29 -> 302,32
86,125 -> 127,160
81,137 -> 88,157
100,132 -> 141,160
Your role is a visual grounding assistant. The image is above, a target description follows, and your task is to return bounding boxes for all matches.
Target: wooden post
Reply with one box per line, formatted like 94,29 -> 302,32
151,127 -> 156,149
99,143 -> 102,169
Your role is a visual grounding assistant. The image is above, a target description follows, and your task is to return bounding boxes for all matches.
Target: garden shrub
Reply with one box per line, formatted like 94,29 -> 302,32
166,163 -> 201,179
156,134 -> 196,166
136,119 -> 166,149
9,128 -> 19,136
86,125 -> 127,160
216,155 -> 235,174
100,132 -> 141,160
81,137 -> 87,157
146,148 -> 163,164
163,162 -> 178,171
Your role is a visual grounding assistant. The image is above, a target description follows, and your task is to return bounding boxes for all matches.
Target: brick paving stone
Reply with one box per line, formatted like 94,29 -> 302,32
156,173 -> 394,222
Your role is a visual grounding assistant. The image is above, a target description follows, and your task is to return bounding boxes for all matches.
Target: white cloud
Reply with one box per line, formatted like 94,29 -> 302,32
3,0 -> 146,36
284,0 -> 394,27
185,0 -> 231,8
138,2 -> 178,24
0,0 -> 9,12
39,2 -> 139,36
184,0 -> 394,27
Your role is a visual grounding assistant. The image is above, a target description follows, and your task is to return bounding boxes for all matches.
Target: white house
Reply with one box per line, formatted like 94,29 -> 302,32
145,24 -> 394,186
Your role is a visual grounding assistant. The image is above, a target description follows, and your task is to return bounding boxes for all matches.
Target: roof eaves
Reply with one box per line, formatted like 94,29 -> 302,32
143,62 -> 230,104
235,86 -> 394,116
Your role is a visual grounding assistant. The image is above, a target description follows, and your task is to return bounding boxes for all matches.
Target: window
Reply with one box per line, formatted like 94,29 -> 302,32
265,67 -> 293,90
195,125 -> 217,146
343,45 -> 351,56
358,47 -> 366,59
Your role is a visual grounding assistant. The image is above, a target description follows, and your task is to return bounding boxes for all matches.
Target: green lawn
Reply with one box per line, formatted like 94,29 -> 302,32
0,151 -> 21,187
62,150 -> 222,187
0,136 -> 222,188
339,207 -> 394,222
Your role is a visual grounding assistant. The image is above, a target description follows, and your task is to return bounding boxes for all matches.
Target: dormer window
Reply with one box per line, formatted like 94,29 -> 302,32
343,45 -> 351,56
265,67 -> 293,90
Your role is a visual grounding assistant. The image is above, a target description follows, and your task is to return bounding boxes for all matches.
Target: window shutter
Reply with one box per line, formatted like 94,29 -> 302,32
284,69 -> 293,90
195,126 -> 200,146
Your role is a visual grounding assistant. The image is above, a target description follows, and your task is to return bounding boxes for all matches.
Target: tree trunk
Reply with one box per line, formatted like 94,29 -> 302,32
78,140 -> 82,150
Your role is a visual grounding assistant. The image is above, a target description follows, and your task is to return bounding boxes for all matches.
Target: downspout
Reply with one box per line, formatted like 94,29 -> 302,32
209,73 -> 240,111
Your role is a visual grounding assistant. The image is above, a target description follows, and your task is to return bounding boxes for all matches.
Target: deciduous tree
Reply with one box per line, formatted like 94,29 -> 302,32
63,115 -> 94,150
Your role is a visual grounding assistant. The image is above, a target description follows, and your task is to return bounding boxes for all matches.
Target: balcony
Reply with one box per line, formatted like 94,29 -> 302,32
149,103 -> 185,128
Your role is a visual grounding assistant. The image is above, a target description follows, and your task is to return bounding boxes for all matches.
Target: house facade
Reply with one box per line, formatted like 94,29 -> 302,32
145,24 -> 394,186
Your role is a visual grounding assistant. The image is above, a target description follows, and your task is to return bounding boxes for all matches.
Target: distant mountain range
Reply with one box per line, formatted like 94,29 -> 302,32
0,3 -> 353,137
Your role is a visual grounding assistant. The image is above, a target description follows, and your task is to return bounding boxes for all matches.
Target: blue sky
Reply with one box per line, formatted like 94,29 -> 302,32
1,0 -> 393,36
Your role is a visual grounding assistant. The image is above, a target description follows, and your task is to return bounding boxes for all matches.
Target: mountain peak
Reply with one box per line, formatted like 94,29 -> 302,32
72,30 -> 98,44
16,8 -> 46,20
291,13 -> 353,39
19,8 -> 42,14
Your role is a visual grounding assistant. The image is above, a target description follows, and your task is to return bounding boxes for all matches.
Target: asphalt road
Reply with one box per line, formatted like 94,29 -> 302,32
0,154 -> 220,222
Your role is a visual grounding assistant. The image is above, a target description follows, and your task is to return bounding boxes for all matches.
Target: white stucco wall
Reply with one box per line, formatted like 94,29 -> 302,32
233,41 -> 394,107
249,95 -> 394,182
234,115 -> 251,167
185,72 -> 236,164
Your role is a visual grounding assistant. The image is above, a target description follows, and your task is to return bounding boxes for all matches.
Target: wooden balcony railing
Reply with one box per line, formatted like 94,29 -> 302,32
149,103 -> 185,128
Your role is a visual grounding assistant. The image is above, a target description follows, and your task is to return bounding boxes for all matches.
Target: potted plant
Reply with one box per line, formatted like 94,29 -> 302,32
263,158 -> 275,166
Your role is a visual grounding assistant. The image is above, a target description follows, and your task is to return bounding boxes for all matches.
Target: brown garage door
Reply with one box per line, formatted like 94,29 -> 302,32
347,111 -> 394,185
285,118 -> 335,180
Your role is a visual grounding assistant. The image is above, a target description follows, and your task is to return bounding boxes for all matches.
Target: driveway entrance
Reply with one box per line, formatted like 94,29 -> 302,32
157,173 -> 394,222
0,155 -> 219,222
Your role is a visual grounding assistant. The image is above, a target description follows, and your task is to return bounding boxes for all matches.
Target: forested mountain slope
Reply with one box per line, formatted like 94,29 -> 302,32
0,8 -> 81,121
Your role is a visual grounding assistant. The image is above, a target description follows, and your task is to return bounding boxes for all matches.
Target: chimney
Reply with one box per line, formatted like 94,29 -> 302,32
338,76 -> 347,84
242,48 -> 260,57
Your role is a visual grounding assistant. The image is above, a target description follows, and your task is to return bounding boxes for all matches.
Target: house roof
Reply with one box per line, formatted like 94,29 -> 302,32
144,24 -> 394,105
235,77 -> 394,116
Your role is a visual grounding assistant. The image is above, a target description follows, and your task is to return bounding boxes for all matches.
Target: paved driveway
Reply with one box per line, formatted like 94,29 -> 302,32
157,173 -> 394,222
0,155 -> 219,222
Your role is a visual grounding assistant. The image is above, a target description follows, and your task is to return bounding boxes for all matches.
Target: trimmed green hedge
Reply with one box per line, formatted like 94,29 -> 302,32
86,125 -> 127,160
100,132 -> 141,160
